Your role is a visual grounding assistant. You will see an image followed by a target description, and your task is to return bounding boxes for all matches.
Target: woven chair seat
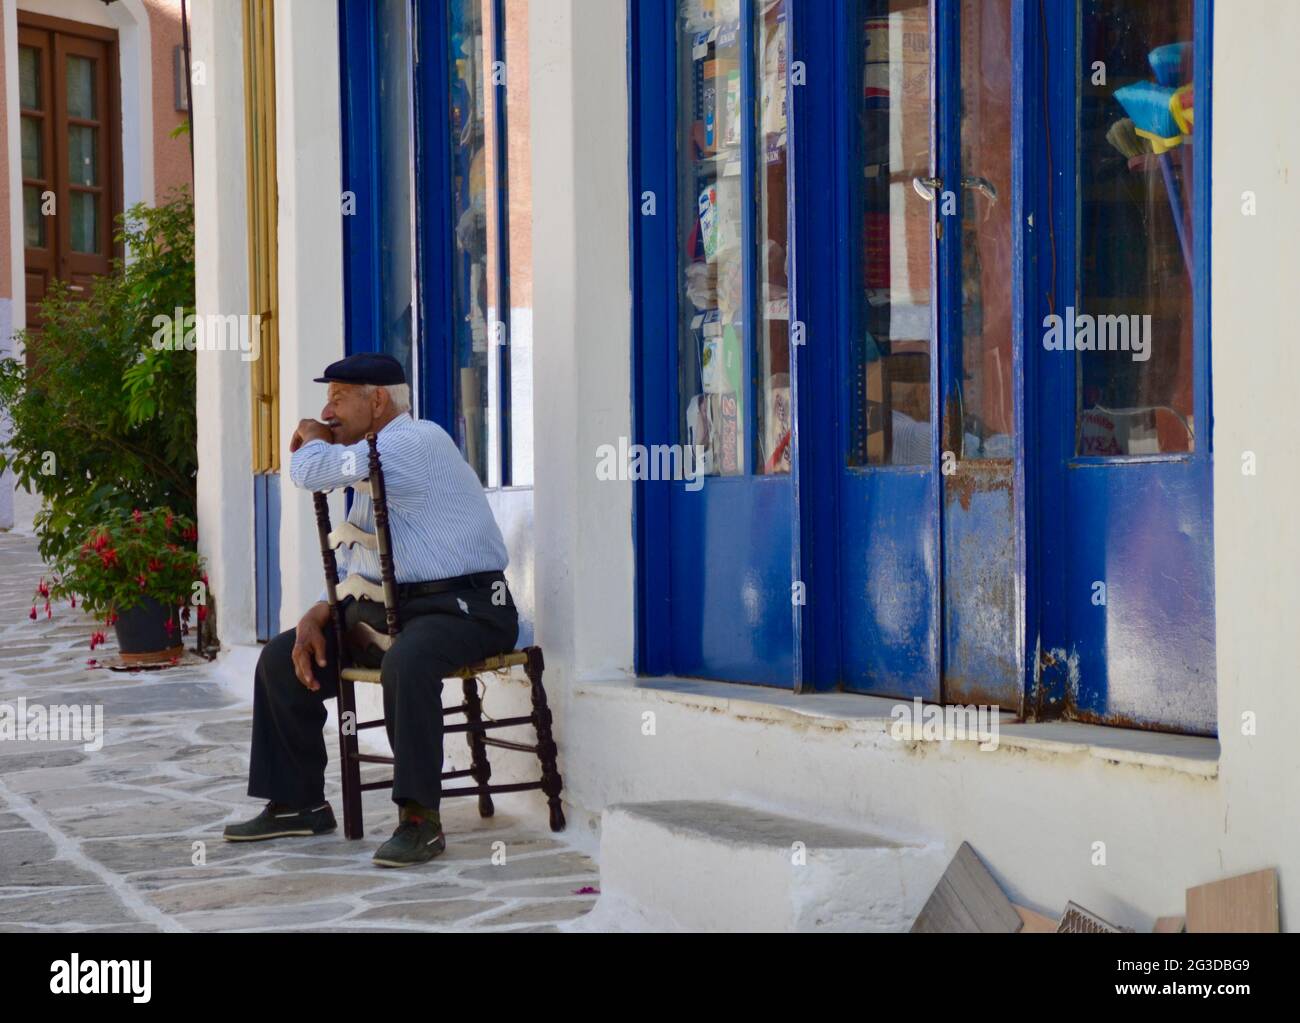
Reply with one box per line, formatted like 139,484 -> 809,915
341,650 -> 531,685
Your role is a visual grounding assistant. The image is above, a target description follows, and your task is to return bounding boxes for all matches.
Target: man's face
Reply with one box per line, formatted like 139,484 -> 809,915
321,383 -> 380,445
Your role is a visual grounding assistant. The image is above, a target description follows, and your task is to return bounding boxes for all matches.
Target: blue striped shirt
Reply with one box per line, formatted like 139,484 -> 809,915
289,414 -> 508,601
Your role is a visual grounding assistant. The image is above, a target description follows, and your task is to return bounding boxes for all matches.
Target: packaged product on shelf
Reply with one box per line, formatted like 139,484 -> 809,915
718,392 -> 740,476
685,394 -> 716,478
765,374 -> 793,474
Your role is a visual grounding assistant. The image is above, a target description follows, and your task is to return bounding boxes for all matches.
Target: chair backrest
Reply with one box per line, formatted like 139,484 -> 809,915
312,432 -> 402,646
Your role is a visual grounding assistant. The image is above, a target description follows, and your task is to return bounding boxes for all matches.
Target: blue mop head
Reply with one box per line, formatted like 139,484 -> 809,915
1148,42 -> 1191,87
1114,81 -> 1180,149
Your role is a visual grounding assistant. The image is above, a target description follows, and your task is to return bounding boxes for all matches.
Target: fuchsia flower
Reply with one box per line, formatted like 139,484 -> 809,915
197,605 -> 208,623
28,607 -> 37,620
89,631 -> 107,651
132,509 -> 142,523
164,618 -> 176,637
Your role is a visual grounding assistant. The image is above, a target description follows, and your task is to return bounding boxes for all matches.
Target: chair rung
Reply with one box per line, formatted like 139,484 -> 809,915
355,753 -> 394,765
444,715 -> 533,735
357,720 -> 386,730
441,781 -> 544,799
484,737 -> 538,754
360,779 -> 393,792
341,668 -> 383,684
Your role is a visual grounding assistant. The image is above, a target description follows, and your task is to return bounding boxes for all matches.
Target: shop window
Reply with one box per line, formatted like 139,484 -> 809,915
677,0 -> 791,478
339,0 -> 533,489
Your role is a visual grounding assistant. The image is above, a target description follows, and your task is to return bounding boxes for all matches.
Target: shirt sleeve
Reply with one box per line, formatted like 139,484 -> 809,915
288,438 -> 371,493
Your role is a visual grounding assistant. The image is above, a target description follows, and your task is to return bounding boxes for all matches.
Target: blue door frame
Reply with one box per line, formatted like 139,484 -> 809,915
341,0 -> 520,484
632,0 -> 1214,733
629,0 -> 797,688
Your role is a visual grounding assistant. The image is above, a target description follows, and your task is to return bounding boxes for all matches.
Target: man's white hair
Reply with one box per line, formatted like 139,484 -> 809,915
361,383 -> 411,414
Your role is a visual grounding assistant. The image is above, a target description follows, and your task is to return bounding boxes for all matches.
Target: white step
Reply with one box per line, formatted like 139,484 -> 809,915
573,800 -> 945,932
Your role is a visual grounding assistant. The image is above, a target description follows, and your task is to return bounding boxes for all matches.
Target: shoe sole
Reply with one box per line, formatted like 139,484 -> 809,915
372,840 -> 446,868
223,824 -> 336,843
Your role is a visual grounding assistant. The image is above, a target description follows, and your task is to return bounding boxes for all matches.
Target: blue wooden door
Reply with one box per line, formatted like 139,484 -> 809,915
832,0 -> 1022,705
1032,0 -> 1215,734
632,0 -> 797,688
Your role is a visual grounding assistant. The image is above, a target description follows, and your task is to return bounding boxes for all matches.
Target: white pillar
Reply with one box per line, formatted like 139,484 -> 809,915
192,0 -> 256,646
273,0 -> 345,631
528,0 -> 636,681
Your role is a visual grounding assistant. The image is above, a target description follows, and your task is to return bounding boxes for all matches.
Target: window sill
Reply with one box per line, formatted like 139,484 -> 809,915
574,675 -> 1220,779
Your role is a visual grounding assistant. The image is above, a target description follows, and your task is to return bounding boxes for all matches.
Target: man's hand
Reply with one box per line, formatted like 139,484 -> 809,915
290,419 -> 334,454
291,604 -> 332,692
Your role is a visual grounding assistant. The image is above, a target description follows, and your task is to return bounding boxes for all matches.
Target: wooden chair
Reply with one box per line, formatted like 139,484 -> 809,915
310,432 -> 565,840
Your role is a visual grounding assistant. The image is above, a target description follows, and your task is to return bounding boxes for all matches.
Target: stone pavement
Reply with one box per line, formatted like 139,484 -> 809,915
0,530 -> 598,932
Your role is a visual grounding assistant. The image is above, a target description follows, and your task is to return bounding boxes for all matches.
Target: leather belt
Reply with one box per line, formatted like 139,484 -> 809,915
396,571 -> 506,600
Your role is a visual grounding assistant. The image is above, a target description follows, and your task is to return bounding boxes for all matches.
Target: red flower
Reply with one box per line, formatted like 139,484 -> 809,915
28,607 -> 37,620
89,631 -> 107,650
136,574 -> 148,589
107,611 -> 119,626
37,578 -> 50,598
164,618 -> 175,636
148,558 -> 163,573
99,548 -> 118,568
165,513 -> 175,530
69,595 -> 77,608
92,531 -> 109,552
197,605 -> 208,623
132,509 -> 142,523
87,658 -> 98,667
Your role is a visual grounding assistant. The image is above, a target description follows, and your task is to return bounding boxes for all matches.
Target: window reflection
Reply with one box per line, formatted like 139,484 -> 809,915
1077,0 -> 1195,456
849,0 -> 934,468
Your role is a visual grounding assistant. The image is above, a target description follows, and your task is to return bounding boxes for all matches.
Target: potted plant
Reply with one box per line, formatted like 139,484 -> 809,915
37,507 -> 207,666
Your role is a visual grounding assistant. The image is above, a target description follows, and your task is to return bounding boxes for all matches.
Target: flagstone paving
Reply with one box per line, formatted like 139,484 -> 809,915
0,530 -> 597,932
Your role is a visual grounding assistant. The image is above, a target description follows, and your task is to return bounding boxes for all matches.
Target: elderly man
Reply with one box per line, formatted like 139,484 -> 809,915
223,353 -> 518,867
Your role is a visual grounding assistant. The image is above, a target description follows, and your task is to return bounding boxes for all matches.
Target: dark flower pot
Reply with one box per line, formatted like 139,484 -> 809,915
113,596 -> 183,664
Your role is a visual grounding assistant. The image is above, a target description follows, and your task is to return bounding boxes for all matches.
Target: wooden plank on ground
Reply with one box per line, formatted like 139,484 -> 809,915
1015,904 -> 1059,933
1186,869 -> 1279,933
911,842 -> 1021,933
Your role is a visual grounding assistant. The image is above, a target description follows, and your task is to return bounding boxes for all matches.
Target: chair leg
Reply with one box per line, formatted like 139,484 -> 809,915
337,674 -> 365,840
525,647 -> 565,832
462,676 -> 495,818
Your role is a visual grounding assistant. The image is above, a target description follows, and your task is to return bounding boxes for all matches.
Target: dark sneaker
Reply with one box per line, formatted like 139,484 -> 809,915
223,802 -> 336,842
372,813 -> 446,868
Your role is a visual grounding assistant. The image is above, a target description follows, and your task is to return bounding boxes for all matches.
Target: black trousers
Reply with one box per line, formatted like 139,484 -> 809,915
247,581 -> 519,812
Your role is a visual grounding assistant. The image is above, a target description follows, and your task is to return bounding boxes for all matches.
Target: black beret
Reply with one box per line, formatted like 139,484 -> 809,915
313,353 -> 406,386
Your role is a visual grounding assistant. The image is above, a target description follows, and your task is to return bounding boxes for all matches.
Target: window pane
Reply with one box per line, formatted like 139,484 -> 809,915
70,191 -> 98,253
1075,0 -> 1195,455
849,0 -> 934,467
19,46 -> 39,110
21,117 -> 42,179
377,0 -> 415,388
680,0 -> 745,478
957,0 -> 1013,460
448,0 -> 492,484
66,55 -> 96,120
23,185 -> 46,248
755,0 -> 790,476
68,124 -> 98,186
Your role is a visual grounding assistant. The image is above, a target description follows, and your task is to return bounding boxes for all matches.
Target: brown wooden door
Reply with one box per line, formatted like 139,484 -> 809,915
18,14 -> 120,331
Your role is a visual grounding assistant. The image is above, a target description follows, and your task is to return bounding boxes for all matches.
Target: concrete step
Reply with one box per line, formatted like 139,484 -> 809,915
573,800 -> 945,932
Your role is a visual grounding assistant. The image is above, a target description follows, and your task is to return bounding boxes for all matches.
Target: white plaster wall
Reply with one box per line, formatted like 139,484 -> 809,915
272,0 -> 346,633
527,0 -> 636,684
191,0 -> 255,646
1208,0 -> 1300,929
